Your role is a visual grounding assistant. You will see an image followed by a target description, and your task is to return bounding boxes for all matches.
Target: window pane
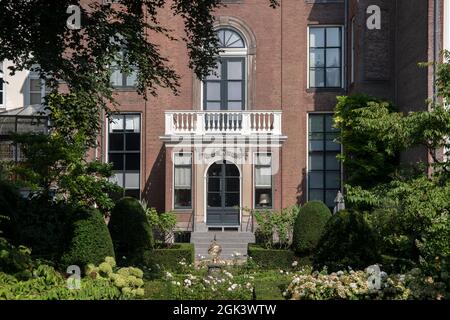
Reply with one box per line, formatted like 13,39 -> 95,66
326,49 -> 341,67
125,172 -> 139,189
309,116 -> 324,132
125,115 -> 140,132
208,177 -> 220,192
310,49 -> 325,67
109,133 -> 124,151
309,172 -> 324,189
325,115 -> 338,132
206,102 -> 221,110
255,189 -> 272,208
225,193 -> 239,207
206,82 -> 221,100
227,101 -> 242,110
175,166 -> 191,188
309,189 -> 324,202
225,164 -> 239,176
326,190 -> 339,208
326,172 -> 341,189
309,154 -> 324,170
109,154 -> 124,170
174,154 -> 192,165
326,68 -> 341,87
310,69 -> 324,87
326,28 -> 341,47
175,189 -> 192,208
125,154 -> 140,170
124,189 -> 140,199
326,153 -> 340,170
125,133 -> 140,151
326,137 -> 341,151
30,79 -> 41,92
111,69 -> 122,86
110,172 -> 123,188
208,163 -> 222,176
207,62 -> 221,80
228,82 -> 242,100
309,140 -> 324,152
226,178 -> 239,192
310,28 -> 325,47
30,93 -> 42,105
126,71 -> 137,87
227,61 -> 243,80
208,193 -> 222,207
255,166 -> 271,187
110,116 -> 124,132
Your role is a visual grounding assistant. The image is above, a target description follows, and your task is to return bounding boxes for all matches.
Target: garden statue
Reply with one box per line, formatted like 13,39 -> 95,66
333,191 -> 345,214
208,234 -> 222,263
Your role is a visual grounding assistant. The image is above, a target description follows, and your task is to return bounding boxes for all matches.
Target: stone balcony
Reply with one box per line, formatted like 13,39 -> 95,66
163,110 -> 283,136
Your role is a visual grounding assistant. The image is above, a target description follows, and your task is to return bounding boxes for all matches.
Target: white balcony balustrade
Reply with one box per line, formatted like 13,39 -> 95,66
165,111 -> 282,136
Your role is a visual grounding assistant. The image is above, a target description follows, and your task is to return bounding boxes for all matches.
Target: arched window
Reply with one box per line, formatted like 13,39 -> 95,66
203,28 -> 247,111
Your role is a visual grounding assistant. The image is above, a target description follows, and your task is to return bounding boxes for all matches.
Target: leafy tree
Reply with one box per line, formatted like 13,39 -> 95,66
334,94 -> 400,188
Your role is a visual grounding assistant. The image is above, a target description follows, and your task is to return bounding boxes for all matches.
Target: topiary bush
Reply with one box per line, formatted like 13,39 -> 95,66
247,244 -> 297,270
60,207 -> 114,269
292,201 -> 331,255
143,243 -> 194,274
109,197 -> 154,263
313,210 -> 380,272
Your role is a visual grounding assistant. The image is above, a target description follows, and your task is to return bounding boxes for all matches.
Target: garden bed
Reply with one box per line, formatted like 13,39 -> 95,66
143,243 -> 194,273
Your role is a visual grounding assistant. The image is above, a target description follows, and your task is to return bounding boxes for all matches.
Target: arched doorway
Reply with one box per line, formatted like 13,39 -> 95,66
206,160 -> 240,226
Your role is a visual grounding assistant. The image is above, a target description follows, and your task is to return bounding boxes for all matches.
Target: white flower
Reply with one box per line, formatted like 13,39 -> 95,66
350,283 -> 357,289
337,271 -> 344,276
292,277 -> 301,285
292,261 -> 298,267
380,271 -> 388,278
228,283 -> 238,291
184,279 -> 192,287
165,271 -> 173,279
122,256 -> 127,260
279,270 -> 284,274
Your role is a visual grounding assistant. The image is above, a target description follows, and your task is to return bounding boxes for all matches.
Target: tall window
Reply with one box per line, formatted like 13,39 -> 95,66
29,67 -> 46,105
308,114 -> 341,208
203,28 -> 246,111
351,17 -> 356,84
255,153 -> 273,208
110,38 -> 138,88
0,62 -> 4,106
108,114 -> 141,199
309,26 -> 343,88
174,153 -> 192,209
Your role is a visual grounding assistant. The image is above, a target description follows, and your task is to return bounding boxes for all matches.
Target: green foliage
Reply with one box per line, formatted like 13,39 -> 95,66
141,201 -> 177,244
247,244 -> 297,270
109,197 -> 154,262
334,94 -> 400,188
12,132 -> 121,215
60,207 -> 115,268
292,201 -> 332,255
314,210 -> 380,272
252,206 -> 299,249
0,238 -> 33,280
0,257 -> 145,300
85,257 -> 145,298
0,180 -> 23,239
143,243 -> 194,274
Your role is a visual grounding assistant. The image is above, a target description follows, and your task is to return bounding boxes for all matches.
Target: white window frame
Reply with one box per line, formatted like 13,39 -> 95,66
253,152 -> 274,209
351,17 -> 356,84
201,27 -> 249,111
307,25 -> 345,89
28,68 -> 46,105
173,152 -> 193,210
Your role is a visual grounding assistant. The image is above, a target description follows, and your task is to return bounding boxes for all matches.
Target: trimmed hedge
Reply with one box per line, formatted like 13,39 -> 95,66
60,207 -> 115,268
314,210 -> 380,272
143,243 -> 194,273
109,197 -> 153,262
292,201 -> 332,255
248,244 -> 297,270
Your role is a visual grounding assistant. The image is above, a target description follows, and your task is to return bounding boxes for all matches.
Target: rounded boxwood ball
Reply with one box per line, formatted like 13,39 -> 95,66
108,197 -> 154,262
293,201 -> 332,255
61,207 -> 114,268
